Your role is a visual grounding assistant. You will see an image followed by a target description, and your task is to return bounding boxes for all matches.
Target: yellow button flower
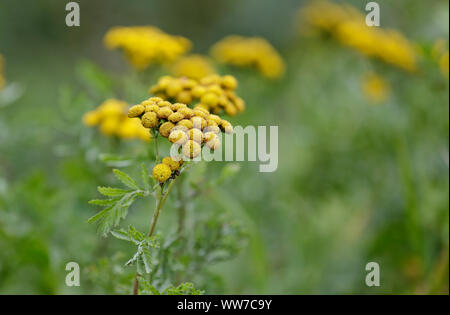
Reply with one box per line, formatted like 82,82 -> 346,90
159,121 -> 175,137
128,104 -> 145,118
169,129 -> 188,144
152,163 -> 172,183
162,157 -> 182,171
157,107 -> 174,119
182,140 -> 201,159
168,112 -> 185,123
141,112 -> 159,128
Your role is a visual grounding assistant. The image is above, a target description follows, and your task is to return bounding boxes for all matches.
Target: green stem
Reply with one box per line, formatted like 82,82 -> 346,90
148,178 -> 178,237
153,131 -> 159,162
133,178 -> 177,295
134,131 -> 163,295
132,274 -> 139,295
176,175 -> 186,235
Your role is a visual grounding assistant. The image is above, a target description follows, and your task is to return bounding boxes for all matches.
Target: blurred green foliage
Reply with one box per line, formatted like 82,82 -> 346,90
0,0 -> 448,294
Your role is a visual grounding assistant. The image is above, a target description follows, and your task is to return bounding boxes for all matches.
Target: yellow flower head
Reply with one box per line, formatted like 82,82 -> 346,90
83,99 -> 150,141
210,35 -> 285,79
128,104 -> 145,118
362,72 -> 390,104
169,129 -> 189,144
159,121 -> 175,137
152,163 -> 172,183
170,54 -> 215,80
182,140 -> 201,159
162,156 -> 182,171
104,26 -> 192,70
142,112 -> 159,128
298,1 -> 417,72
204,132 -> 221,150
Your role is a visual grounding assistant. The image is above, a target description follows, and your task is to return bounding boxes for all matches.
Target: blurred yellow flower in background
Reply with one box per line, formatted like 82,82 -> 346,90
440,51 -> 449,78
83,99 -> 150,141
431,39 -> 449,78
104,26 -> 192,70
362,72 -> 390,104
299,1 -> 418,72
210,35 -> 285,79
0,54 -> 5,90
432,39 -> 447,60
170,54 -> 216,80
298,0 -> 362,34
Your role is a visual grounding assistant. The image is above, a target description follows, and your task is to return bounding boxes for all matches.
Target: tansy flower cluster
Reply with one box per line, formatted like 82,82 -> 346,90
104,26 -> 192,70
0,54 -> 5,90
298,1 -> 418,72
83,99 -> 150,141
128,97 -> 233,182
170,54 -> 216,80
210,35 -> 285,79
149,74 -> 245,116
152,157 -> 183,183
361,72 -> 390,104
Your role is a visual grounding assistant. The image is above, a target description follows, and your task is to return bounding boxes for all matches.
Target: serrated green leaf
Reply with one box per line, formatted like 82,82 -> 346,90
87,207 -> 111,224
89,192 -> 138,235
88,198 -> 119,206
111,229 -> 131,241
136,256 -> 145,275
146,235 -> 161,249
140,280 -> 161,295
128,225 -> 145,243
97,186 -> 131,197
113,169 -> 141,190
141,248 -> 152,274
125,257 -> 135,266
163,283 -> 204,295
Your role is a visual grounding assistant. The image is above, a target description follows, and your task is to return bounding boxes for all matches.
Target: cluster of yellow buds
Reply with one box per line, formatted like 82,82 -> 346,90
83,99 -> 150,141
128,97 -> 233,182
103,26 -> 192,70
0,54 -> 5,90
149,74 -> 245,116
298,1 -> 418,72
152,157 -> 183,183
210,35 -> 285,79
170,54 -> 216,80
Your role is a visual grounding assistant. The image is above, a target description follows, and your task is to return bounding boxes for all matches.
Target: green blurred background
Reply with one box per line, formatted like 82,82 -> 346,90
0,0 -> 448,294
